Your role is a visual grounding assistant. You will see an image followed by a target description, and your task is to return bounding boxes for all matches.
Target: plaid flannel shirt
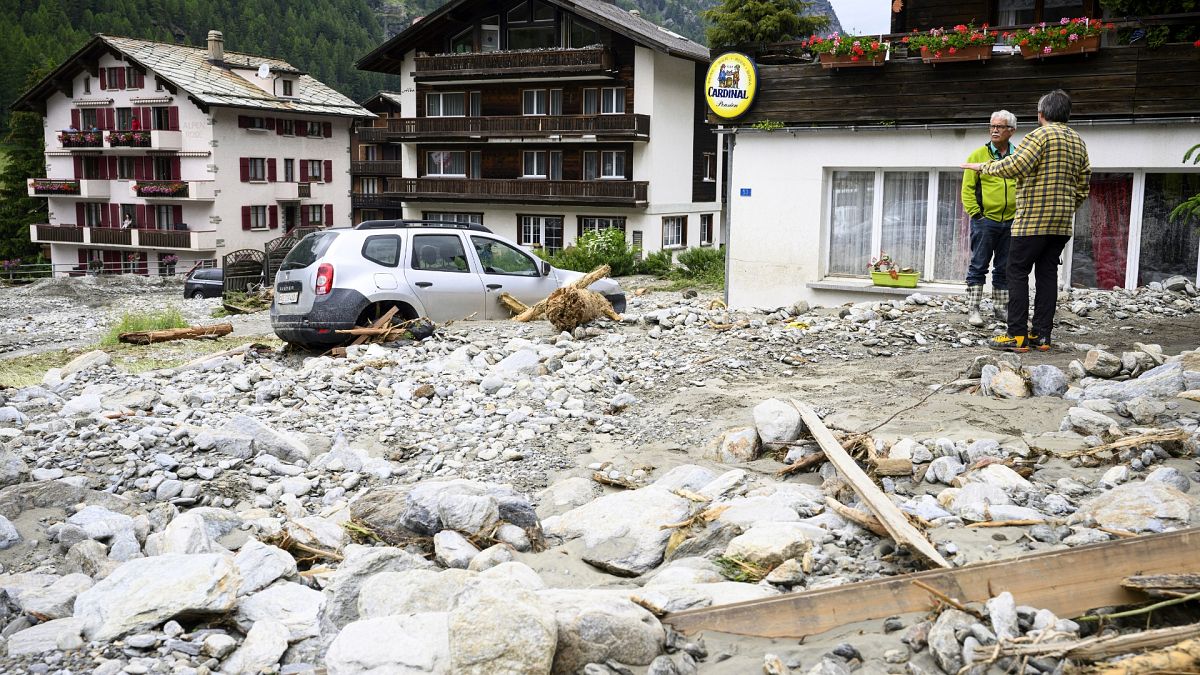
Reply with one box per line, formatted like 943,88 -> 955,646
980,122 -> 1091,237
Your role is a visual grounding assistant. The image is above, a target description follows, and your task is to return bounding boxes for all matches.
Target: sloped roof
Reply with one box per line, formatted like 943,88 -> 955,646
357,0 -> 708,72
361,91 -> 405,108
14,34 -> 372,118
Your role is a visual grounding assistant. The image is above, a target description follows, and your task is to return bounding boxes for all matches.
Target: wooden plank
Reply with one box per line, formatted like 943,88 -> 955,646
664,528 -> 1200,639
791,400 -> 950,568
118,323 -> 233,345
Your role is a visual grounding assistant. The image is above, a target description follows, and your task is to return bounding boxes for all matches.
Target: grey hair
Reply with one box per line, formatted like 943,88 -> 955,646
1037,89 -> 1072,123
990,110 -> 1017,128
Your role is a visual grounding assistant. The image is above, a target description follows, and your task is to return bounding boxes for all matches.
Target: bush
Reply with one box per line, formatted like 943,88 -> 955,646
101,307 -> 188,346
542,229 -> 639,277
637,249 -> 674,277
674,246 -> 726,286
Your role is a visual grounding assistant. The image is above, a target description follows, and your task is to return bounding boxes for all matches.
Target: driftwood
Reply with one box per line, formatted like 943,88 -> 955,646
544,287 -> 622,332
824,497 -> 888,537
1092,636 -> 1200,674
1060,428 -> 1188,459
498,292 -> 529,316
979,623 -> 1200,662
871,457 -> 914,476
514,265 -> 612,322
119,323 -> 232,345
156,342 -> 267,375
790,399 -> 950,568
775,451 -> 826,476
1123,574 -> 1200,598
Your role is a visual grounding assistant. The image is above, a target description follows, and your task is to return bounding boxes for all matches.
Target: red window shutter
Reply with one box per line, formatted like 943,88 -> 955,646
146,207 -> 156,228
71,109 -> 80,129
325,204 -> 333,226
73,156 -> 83,179
99,69 -> 107,90
239,158 -> 249,182
299,161 -> 308,183
267,158 -> 277,182
97,204 -> 107,227
269,205 -> 279,229
107,157 -> 118,179
238,115 -> 249,128
78,249 -> 88,264
323,160 -> 333,183
266,117 -> 276,131
241,206 -> 252,230
135,72 -> 145,89
173,205 -> 182,223
171,158 -> 181,180
106,108 -> 116,130
109,204 -> 120,228
136,205 -> 146,226
141,157 -> 153,180
97,158 -> 107,180
116,68 -> 126,90
168,107 -> 179,131
75,203 -> 85,226
322,122 -> 332,138
276,121 -> 285,136
139,107 -> 150,127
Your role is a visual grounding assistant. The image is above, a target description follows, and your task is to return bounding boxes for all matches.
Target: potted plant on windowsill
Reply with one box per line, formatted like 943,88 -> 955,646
1008,17 -> 1113,60
903,23 -> 997,64
868,252 -> 919,288
804,33 -> 890,68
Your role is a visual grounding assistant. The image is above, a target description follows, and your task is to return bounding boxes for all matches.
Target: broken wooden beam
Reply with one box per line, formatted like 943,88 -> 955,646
514,264 -> 611,322
983,622 -> 1200,661
664,527 -> 1200,640
790,399 -> 950,569
118,323 -> 232,345
1123,574 -> 1200,598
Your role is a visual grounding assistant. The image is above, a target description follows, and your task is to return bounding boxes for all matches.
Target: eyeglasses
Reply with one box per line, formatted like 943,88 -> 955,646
989,125 -> 1014,131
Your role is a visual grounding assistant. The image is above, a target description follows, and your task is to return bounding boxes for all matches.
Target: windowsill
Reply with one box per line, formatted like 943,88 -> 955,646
248,180 -> 268,184
250,227 -> 269,232
806,277 -> 965,296
700,242 -> 713,247
426,175 -> 468,178
246,128 -> 269,133
519,176 -> 548,180
662,244 -> 684,250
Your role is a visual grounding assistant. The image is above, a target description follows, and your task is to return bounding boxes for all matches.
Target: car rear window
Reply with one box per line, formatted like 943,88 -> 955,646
280,231 -> 339,271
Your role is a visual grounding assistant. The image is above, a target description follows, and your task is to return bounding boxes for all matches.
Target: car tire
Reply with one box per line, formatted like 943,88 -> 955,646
190,290 -> 206,300
604,293 -> 627,314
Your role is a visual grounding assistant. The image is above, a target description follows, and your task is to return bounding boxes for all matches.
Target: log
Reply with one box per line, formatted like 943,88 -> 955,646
790,400 -> 950,568
979,622 -> 1200,662
543,287 -> 621,332
824,497 -> 888,537
1122,574 -> 1200,598
1092,637 -> 1200,674
775,451 -> 826,476
665,528 -> 1200,640
498,292 -> 529,316
871,458 -> 914,476
513,264 -> 611,322
118,323 -> 232,345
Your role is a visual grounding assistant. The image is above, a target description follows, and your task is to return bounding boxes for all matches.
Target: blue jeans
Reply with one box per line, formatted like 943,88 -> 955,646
966,217 -> 1012,290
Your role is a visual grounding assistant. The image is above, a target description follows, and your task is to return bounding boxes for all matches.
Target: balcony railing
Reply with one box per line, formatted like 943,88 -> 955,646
351,160 -> 405,175
414,47 -> 611,79
352,195 -> 405,210
385,177 -> 648,206
106,130 -> 151,148
365,114 -> 651,142
28,178 -> 110,199
298,183 -> 311,199
57,131 -> 103,149
131,180 -> 216,201
30,224 -> 217,251
273,182 -> 313,201
105,130 -> 182,153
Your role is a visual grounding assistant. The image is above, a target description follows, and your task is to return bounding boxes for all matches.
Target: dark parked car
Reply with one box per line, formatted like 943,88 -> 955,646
184,268 -> 223,299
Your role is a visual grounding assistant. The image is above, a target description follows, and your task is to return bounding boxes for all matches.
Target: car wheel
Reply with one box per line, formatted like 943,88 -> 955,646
604,293 -> 627,314
191,290 -> 206,300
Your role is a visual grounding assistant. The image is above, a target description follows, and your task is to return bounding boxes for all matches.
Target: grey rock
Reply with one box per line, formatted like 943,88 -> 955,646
1146,466 -> 1191,493
468,543 -> 515,572
1084,349 -> 1122,378
192,430 -> 254,459
326,613 -> 450,674
540,588 -> 665,673
320,545 -> 435,633
927,456 -> 966,485
235,581 -> 325,642
157,512 -> 219,555
1030,365 -> 1069,397
724,522 -> 814,568
753,398 -> 804,447
358,568 -> 474,619
536,477 -> 596,519
63,539 -> 116,579
0,514 -> 19,550
203,633 -> 238,659
652,464 -> 718,492
234,539 -> 298,596
985,592 -> 1019,640
711,426 -> 760,464
1063,407 -> 1116,437
221,414 -> 313,463
434,530 -> 480,569
449,581 -> 557,674
5,617 -> 86,656
0,450 -> 29,487
1072,481 -> 1195,533
928,609 -> 974,673
221,619 -> 289,675
1081,362 -> 1186,403
18,573 -> 93,620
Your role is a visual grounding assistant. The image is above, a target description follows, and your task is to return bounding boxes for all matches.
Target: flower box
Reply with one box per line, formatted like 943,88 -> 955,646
1020,33 -> 1100,59
135,181 -> 189,198
919,44 -> 992,64
819,52 -> 885,68
32,179 -> 81,195
871,270 -> 919,288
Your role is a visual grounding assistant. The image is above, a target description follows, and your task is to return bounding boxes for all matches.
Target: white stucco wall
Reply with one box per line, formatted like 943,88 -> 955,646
726,122 -> 1200,310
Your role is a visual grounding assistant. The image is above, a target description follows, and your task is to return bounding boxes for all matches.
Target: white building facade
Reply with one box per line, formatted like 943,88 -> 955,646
16,32 -> 369,275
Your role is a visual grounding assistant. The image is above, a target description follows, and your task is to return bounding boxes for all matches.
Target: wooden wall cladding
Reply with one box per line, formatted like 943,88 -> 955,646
726,45 -> 1200,126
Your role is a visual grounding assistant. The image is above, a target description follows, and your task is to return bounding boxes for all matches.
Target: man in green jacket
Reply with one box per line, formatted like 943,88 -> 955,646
961,110 -> 1019,327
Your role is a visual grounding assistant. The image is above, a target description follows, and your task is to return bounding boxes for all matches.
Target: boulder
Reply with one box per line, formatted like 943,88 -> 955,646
989,368 -> 1030,399
711,426 -> 760,463
157,512 -> 220,555
536,477 -> 595,519
1084,349 -> 1122,378
359,569 -> 474,619
539,589 -> 664,674
434,530 -> 480,569
5,617 -> 86,656
448,581 -> 557,675
1062,407 -> 1117,437
326,613 -> 451,674
234,581 -> 325,642
723,523 -> 814,568
0,514 -> 19,550
17,573 -> 93,620
234,539 -> 298,596
1080,362 -> 1186,403
753,398 -> 804,447
0,450 -> 29,488
221,619 -> 289,675
928,609 -> 974,673
1072,481 -> 1195,533
320,545 -> 435,633
73,554 -> 240,640
1030,365 -> 1069,397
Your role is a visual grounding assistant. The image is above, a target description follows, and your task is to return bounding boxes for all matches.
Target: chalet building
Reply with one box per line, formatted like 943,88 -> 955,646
351,91 -> 405,223
719,2 -> 1200,309
355,0 -> 721,255
13,31 -> 370,275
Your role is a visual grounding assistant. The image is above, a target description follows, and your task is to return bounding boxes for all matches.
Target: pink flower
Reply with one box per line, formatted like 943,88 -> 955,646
1043,45 -> 1052,53
1069,33 -> 1079,41
1060,17 -> 1070,24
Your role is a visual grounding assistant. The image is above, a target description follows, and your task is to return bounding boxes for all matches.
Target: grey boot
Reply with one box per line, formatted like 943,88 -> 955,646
992,288 -> 1009,323
966,285 -> 984,327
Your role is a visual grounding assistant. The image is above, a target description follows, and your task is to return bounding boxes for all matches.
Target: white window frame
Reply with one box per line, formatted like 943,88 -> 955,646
580,216 -> 624,235
361,177 -> 379,195
284,158 -> 295,182
83,77 -> 91,94
703,153 -> 716,182
522,89 -> 547,116
308,204 -> 324,226
662,216 -> 685,248
518,215 -> 542,246
250,205 -> 269,231
522,150 -> 547,178
600,87 -> 626,115
427,92 -> 467,117
823,167 -> 938,281
426,150 -> 467,177
248,158 -> 266,182
700,213 -> 714,246
282,79 -> 293,97
280,119 -> 295,136
600,150 -> 624,179
308,159 -> 322,181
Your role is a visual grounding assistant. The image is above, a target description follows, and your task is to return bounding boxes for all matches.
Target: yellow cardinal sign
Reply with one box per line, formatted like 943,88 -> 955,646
704,52 -> 757,120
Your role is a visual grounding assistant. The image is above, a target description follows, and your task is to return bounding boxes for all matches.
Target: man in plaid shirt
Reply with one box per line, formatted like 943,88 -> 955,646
962,89 -> 1091,352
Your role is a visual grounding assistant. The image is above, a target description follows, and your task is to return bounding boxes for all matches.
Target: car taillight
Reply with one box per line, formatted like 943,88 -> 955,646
315,263 -> 334,296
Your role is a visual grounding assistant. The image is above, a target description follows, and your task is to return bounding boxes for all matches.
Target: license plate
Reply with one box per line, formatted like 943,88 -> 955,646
277,291 -> 299,304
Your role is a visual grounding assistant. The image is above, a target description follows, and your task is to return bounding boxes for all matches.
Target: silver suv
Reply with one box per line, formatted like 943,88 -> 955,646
270,220 -> 625,347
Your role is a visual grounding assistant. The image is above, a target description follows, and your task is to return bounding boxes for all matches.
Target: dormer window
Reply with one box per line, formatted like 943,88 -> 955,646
506,0 -> 557,50
282,80 -> 293,97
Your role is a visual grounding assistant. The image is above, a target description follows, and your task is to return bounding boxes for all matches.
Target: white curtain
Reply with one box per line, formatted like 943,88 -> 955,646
934,172 -> 971,281
828,171 -> 874,275
881,171 -> 928,276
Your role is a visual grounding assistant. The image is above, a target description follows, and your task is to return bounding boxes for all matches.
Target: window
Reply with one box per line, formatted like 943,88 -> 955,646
308,204 -> 324,226
880,171 -> 929,277
549,151 -> 562,180
933,172 -> 971,282
601,87 -> 626,114
125,67 -> 139,89
519,215 -> 564,251
80,157 -> 101,179
523,151 -> 547,178
423,212 -> 483,226
828,171 -> 875,276
307,121 -> 322,137
284,159 -> 295,182
307,160 -> 322,182
427,92 -> 466,117
156,205 -> 174,228
580,216 -> 625,235
117,157 -> 135,180
470,91 -> 482,116
481,17 -> 500,52
117,108 -> 133,130
471,151 -> 482,178
84,203 -> 104,227
156,78 -> 165,92
83,77 -> 91,95
426,150 -> 466,176
997,0 -> 1085,26
282,80 -> 293,96
248,158 -> 266,182
700,214 -> 714,246
522,90 -> 547,116
106,67 -> 124,89
154,156 -> 174,180
582,89 -> 598,115
249,206 -> 268,230
362,235 -> 401,266
451,27 -> 474,53
281,119 -> 295,136
508,25 -> 557,49
360,145 -> 378,161
1071,173 -> 1132,289
568,17 -> 598,47
412,234 -> 469,272
121,204 -> 137,227
152,107 -> 171,130
246,116 -> 267,130
703,153 -> 716,182
601,150 -> 624,179
662,216 -> 686,248
1138,173 -> 1200,286
80,109 -> 98,129
361,177 -> 379,194
472,236 -> 540,276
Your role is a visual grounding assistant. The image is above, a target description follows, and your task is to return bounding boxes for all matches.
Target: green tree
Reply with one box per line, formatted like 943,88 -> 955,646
0,109 -> 47,260
702,0 -> 831,50
1169,143 -> 1200,224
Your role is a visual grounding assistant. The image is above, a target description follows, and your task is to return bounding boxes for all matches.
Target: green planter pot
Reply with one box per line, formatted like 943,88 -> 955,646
871,270 -> 919,288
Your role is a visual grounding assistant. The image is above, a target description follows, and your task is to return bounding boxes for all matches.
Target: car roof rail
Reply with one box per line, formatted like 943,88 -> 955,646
354,219 -> 492,233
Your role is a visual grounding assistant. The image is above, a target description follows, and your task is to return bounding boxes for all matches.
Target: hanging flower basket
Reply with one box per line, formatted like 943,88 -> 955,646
1008,18 -> 1112,60
804,34 -> 889,69
1019,33 -> 1101,59
904,24 -> 997,64
919,44 -> 993,63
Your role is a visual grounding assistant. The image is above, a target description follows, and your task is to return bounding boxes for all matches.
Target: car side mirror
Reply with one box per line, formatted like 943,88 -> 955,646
541,261 -> 552,277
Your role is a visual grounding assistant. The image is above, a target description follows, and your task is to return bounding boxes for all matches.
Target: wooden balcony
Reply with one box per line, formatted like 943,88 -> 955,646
364,114 -> 650,142
414,47 -> 611,81
131,180 -> 216,201
351,161 -> 405,175
352,195 -> 405,210
28,179 -> 111,199
385,177 -> 648,206
30,224 -> 217,251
